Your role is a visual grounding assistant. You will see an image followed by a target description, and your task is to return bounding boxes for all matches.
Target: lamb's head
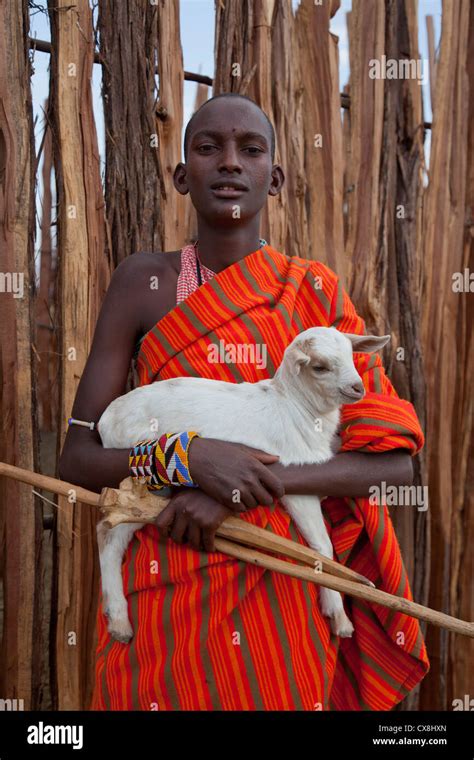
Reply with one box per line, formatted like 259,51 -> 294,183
275,326 -> 390,415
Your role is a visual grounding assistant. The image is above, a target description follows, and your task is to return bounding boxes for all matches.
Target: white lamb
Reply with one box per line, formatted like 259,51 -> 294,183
96,326 -> 390,643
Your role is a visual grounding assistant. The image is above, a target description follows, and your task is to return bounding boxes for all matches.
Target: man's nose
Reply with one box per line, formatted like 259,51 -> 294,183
218,142 -> 242,172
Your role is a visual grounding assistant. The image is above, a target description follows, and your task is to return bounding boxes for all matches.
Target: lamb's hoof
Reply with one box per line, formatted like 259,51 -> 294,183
330,610 -> 354,638
108,617 -> 134,644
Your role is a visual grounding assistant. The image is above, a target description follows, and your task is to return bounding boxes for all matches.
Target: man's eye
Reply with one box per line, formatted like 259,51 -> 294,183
197,144 -> 217,153
244,146 -> 263,154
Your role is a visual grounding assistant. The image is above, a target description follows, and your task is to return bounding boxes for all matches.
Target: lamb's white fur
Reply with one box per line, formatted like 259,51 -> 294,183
96,326 -> 390,643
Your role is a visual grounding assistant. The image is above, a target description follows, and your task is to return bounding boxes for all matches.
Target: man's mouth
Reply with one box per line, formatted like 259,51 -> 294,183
210,181 -> 248,199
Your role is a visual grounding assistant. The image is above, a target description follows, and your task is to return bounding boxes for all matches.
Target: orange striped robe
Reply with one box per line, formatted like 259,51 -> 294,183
90,245 -> 429,710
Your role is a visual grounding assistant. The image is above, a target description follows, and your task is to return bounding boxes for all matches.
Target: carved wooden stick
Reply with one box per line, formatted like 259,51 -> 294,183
2,462 -> 473,637
98,477 -> 374,587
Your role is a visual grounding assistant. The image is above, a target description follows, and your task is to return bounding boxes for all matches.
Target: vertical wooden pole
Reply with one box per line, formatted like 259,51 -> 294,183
156,0 -> 186,251
47,0 -> 111,709
425,16 -> 437,112
337,0 -> 429,708
98,0 -> 166,267
0,0 -> 42,709
344,0 -> 385,311
419,0 -> 473,710
450,0 -> 474,705
35,105 -> 57,432
295,0 -> 346,275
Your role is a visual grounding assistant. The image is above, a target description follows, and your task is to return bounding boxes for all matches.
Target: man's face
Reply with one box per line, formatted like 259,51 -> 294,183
174,98 -> 284,225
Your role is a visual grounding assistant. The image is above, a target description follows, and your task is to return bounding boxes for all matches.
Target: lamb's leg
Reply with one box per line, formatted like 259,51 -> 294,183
97,521 -> 144,643
281,495 -> 354,638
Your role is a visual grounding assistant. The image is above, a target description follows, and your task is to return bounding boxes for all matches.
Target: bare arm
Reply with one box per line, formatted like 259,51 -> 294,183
267,449 -> 414,499
58,255 -> 143,493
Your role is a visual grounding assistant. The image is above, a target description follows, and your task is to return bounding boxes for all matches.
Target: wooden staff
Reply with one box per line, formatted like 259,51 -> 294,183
1,461 -> 473,638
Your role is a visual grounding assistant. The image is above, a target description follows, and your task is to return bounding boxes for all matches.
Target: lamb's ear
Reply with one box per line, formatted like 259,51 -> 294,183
343,333 -> 391,353
287,345 -> 311,375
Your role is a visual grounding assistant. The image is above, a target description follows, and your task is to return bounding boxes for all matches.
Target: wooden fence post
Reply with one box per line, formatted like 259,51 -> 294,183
419,0 -> 473,710
295,0 -> 346,275
98,0 -> 166,267
0,0 -> 42,710
156,0 -> 186,251
47,0 -> 111,709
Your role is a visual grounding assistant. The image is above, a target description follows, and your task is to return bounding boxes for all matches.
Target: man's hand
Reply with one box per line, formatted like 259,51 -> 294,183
187,438 -> 285,510
155,488 -> 233,552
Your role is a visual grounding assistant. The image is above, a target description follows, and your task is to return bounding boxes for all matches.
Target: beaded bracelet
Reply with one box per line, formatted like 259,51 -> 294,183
129,431 -> 200,492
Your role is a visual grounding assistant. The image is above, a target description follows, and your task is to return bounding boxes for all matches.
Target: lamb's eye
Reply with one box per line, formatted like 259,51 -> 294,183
312,365 -> 330,373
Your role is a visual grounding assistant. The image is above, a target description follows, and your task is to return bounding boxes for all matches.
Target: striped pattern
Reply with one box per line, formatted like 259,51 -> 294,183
90,245 -> 429,711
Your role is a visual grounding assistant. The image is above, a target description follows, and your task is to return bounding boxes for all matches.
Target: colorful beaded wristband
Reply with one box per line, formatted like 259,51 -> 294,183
129,431 -> 200,492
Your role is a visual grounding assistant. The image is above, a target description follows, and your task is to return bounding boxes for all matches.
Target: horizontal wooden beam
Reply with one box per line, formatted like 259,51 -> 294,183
28,36 -> 432,124
28,36 -> 211,85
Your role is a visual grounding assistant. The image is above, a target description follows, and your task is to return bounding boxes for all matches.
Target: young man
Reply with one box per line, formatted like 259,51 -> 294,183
59,93 -> 429,710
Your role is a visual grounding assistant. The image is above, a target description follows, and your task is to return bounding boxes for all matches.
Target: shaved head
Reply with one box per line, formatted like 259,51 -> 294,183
184,93 -> 276,162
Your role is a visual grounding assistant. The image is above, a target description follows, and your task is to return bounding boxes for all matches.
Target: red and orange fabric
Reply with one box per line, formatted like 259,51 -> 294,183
90,245 -> 429,711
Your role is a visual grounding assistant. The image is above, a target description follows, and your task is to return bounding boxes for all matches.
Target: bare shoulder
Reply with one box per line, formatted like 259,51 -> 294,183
110,250 -> 180,304
114,250 -> 181,279
112,251 -> 182,335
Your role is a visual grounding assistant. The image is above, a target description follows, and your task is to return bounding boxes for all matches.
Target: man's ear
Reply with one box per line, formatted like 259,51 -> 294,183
343,333 -> 391,353
268,165 -> 285,197
173,163 -> 189,195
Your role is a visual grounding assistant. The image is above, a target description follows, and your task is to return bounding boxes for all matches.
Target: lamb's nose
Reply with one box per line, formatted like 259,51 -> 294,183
351,381 -> 364,396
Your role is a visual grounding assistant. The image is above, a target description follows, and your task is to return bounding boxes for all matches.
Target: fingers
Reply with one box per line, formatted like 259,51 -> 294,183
158,490 -> 216,552
201,525 -> 217,553
156,492 -> 190,544
258,466 -> 285,499
238,444 -> 280,463
240,461 -> 284,507
187,520 -> 203,552
155,503 -> 177,538
239,489 -> 258,509
229,461 -> 284,509
169,508 -> 189,545
250,482 -> 275,507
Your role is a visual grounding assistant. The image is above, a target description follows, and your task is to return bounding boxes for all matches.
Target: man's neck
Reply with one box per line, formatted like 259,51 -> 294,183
195,219 -> 263,273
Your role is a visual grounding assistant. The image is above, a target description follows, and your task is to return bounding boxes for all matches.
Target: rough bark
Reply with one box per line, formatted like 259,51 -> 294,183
156,0 -> 186,251
98,0 -> 166,264
47,0 -> 111,710
35,104 -> 57,432
295,0 -> 345,275
450,0 -> 474,705
419,0 -> 473,710
0,0 -> 42,709
345,0 -> 428,709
